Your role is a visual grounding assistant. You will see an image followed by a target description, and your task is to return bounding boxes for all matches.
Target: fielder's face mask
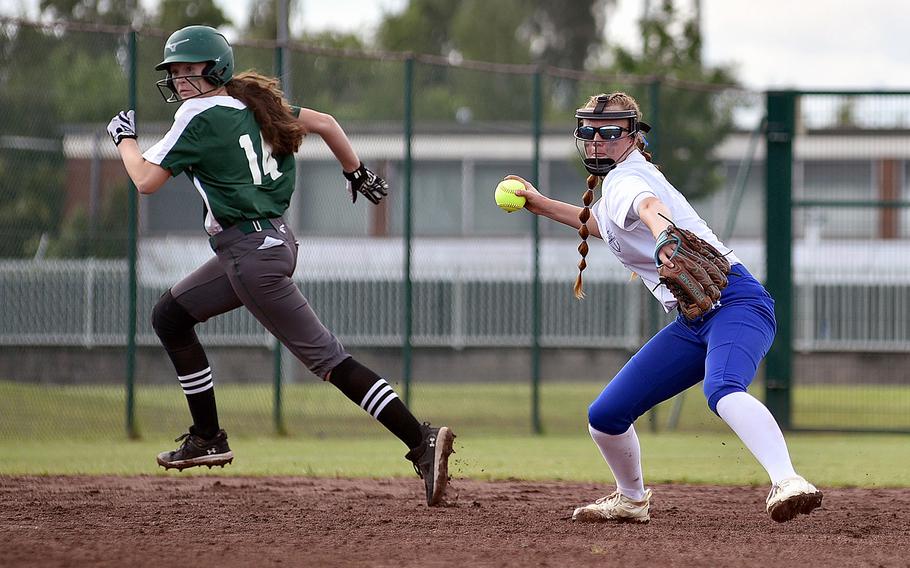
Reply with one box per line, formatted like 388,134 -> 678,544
574,96 -> 652,176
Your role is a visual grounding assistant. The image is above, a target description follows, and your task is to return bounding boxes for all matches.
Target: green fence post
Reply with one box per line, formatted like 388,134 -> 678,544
272,11 -> 291,436
647,79 -> 661,161
764,90 -> 796,429
530,68 -> 542,434
272,340 -> 285,435
647,78 -> 661,433
402,56 -> 414,406
125,28 -> 139,439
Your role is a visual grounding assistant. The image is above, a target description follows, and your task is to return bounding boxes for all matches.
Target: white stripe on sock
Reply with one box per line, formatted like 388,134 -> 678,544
183,381 -> 214,395
366,385 -> 394,415
179,373 -> 212,389
371,391 -> 398,418
178,367 -> 211,382
360,379 -> 388,409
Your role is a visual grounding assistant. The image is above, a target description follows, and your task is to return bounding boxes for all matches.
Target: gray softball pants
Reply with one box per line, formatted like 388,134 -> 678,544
169,217 -> 350,379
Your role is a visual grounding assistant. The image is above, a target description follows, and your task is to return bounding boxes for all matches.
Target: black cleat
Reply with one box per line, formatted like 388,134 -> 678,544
405,423 -> 455,506
156,427 -> 234,471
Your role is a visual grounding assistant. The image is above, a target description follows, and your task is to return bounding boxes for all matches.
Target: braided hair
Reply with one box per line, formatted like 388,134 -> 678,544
573,92 -> 652,300
573,173 -> 599,299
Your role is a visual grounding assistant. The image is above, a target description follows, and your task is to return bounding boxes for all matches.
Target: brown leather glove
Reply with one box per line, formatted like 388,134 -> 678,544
655,225 -> 731,319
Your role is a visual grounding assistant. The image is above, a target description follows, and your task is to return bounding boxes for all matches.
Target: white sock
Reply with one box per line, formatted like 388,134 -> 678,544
588,424 -> 646,501
716,391 -> 798,484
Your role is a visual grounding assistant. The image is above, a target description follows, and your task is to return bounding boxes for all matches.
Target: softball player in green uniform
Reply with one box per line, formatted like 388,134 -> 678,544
107,25 -> 454,506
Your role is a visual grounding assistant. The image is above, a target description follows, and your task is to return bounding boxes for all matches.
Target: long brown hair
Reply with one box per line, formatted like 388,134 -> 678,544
225,71 -> 306,156
573,92 -> 652,300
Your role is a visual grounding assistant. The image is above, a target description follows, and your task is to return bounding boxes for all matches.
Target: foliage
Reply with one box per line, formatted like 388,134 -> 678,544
523,1 -> 611,70
50,45 -> 128,122
0,0 -> 745,260
243,0 -> 299,40
153,0 -> 231,32
608,0 -> 740,198
38,0 -> 139,24
377,0 -> 610,68
0,154 -> 64,257
0,17 -> 140,259
290,32 -> 403,119
374,0 -> 611,122
0,26 -> 66,258
45,182 -> 130,258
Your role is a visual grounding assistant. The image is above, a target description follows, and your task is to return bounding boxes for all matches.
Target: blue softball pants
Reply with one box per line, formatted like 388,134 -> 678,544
588,264 -> 777,435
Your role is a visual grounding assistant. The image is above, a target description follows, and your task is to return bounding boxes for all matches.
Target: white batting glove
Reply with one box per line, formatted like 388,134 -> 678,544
107,110 -> 136,146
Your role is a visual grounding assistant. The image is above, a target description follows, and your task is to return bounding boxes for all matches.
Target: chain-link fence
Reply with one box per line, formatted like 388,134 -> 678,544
766,91 -> 910,432
7,19 -> 901,442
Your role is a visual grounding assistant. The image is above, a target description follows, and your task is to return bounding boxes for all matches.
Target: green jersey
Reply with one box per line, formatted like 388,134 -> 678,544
144,96 -> 299,234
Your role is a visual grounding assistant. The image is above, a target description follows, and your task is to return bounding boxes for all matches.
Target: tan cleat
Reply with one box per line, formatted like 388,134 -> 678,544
572,489 -> 652,523
766,476 -> 823,523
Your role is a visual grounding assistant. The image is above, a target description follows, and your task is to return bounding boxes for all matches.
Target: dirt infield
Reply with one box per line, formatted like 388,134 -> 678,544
2,476 -> 908,567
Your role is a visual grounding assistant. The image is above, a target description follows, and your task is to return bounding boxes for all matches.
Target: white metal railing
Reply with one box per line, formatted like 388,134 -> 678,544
2,253 -> 909,351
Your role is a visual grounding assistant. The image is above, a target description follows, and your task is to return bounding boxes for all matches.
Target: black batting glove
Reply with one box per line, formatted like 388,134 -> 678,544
107,110 -> 137,146
344,162 -> 389,205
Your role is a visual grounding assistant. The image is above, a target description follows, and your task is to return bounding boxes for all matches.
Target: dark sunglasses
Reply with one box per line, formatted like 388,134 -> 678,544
574,125 -> 632,141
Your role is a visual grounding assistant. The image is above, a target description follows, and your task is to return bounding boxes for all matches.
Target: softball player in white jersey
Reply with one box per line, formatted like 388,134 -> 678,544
506,92 -> 822,523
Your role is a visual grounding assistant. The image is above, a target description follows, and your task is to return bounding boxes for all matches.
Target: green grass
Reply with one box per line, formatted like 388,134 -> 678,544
1,380 -> 909,486
1,433 -> 907,487
4,380 -> 909,439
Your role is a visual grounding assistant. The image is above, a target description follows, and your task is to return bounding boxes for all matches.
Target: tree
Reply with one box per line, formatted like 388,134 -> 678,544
0,25 -> 66,258
608,0 -> 739,199
376,0 -> 460,56
46,182 -> 130,258
38,0 -> 139,25
524,1 -> 610,70
288,31 -> 399,119
153,0 -> 232,32
0,16 -> 141,259
372,0 -> 612,121
244,0 -> 300,40
377,0 -> 610,68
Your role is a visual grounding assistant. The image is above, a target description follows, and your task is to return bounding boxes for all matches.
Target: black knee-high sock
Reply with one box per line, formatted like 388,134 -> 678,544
152,291 -> 220,439
329,357 -> 423,449
166,341 -> 220,439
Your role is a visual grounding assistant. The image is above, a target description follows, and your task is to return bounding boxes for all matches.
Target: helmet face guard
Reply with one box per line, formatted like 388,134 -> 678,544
574,96 -> 652,176
575,144 -> 618,176
156,68 -> 226,103
155,25 -> 234,103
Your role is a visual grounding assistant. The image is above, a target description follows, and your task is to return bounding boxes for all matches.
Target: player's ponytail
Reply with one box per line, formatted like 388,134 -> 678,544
225,71 -> 305,156
574,174 -> 599,299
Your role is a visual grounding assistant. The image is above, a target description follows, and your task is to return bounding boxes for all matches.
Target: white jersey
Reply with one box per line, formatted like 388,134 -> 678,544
590,149 -> 740,312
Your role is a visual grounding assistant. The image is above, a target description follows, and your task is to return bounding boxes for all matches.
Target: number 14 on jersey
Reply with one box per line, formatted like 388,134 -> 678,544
238,133 -> 282,184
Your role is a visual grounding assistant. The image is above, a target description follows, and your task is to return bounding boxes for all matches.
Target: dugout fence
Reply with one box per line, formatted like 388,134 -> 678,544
1,18 -> 907,442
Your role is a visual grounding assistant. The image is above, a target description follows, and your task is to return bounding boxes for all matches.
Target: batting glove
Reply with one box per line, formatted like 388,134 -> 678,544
107,110 -> 136,146
344,163 -> 389,205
